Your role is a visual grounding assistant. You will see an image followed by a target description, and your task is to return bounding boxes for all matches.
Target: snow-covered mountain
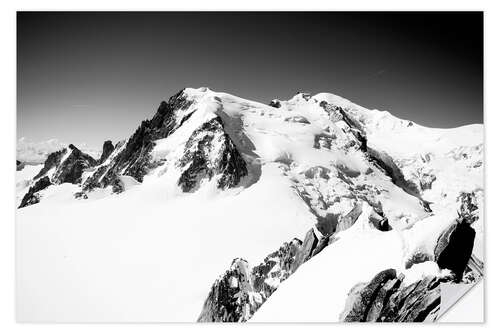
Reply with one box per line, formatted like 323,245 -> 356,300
16,88 -> 483,322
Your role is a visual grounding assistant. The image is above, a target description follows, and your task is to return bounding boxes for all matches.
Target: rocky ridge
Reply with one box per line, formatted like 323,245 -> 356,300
339,269 -> 446,322
198,201 -> 392,322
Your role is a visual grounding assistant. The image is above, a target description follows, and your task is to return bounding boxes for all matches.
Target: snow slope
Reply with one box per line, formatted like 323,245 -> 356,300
16,87 -> 483,322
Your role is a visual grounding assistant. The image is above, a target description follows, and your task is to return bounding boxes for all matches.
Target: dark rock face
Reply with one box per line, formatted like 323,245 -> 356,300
435,222 -> 475,281
177,116 -> 248,192
252,238 -> 302,297
51,145 -> 97,184
434,192 -> 478,280
82,143 -> 123,192
340,269 -> 397,321
198,258 -> 261,322
198,235 -> 314,322
83,90 -> 194,191
33,145 -> 97,185
21,145 -> 96,207
367,148 -> 422,198
19,176 -> 52,208
16,160 -> 25,171
368,209 -> 391,231
291,228 -> 318,273
340,270 -> 447,322
310,235 -> 331,257
457,192 -> 479,224
98,140 -> 114,164
34,149 -> 66,180
380,275 -> 443,322
269,99 -> 281,108
315,213 -> 340,237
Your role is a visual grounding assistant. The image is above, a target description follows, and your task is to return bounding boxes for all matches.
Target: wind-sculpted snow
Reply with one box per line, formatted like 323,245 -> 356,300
16,87 -> 483,322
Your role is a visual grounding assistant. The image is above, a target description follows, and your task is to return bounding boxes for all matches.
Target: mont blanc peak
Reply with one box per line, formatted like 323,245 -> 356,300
16,87 -> 483,322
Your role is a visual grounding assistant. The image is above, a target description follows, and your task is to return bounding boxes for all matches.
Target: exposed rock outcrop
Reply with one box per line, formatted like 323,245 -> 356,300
98,140 -> 114,164
19,176 -> 52,208
252,238 -> 302,297
177,116 -> 248,192
198,238 -> 304,322
340,269 -> 398,321
20,144 -> 96,207
291,228 -> 318,273
269,99 -> 281,108
435,222 -> 475,281
34,149 -> 66,180
434,193 -> 478,281
16,160 -> 25,171
367,148 -> 423,199
315,213 -> 340,237
336,203 -> 364,232
197,258 -> 262,322
340,269 -> 448,322
34,145 -> 97,185
51,145 -> 97,184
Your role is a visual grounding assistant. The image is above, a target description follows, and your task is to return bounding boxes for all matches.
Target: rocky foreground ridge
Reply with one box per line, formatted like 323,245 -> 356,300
198,192 -> 481,322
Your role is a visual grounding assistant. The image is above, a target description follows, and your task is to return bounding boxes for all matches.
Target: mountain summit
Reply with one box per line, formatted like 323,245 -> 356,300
16,87 -> 483,322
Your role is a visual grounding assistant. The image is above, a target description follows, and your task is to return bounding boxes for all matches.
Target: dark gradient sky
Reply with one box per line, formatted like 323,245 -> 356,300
17,12 -> 483,148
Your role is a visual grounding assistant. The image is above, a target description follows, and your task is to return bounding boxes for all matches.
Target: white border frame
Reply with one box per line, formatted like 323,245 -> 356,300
2,1 -> 498,332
